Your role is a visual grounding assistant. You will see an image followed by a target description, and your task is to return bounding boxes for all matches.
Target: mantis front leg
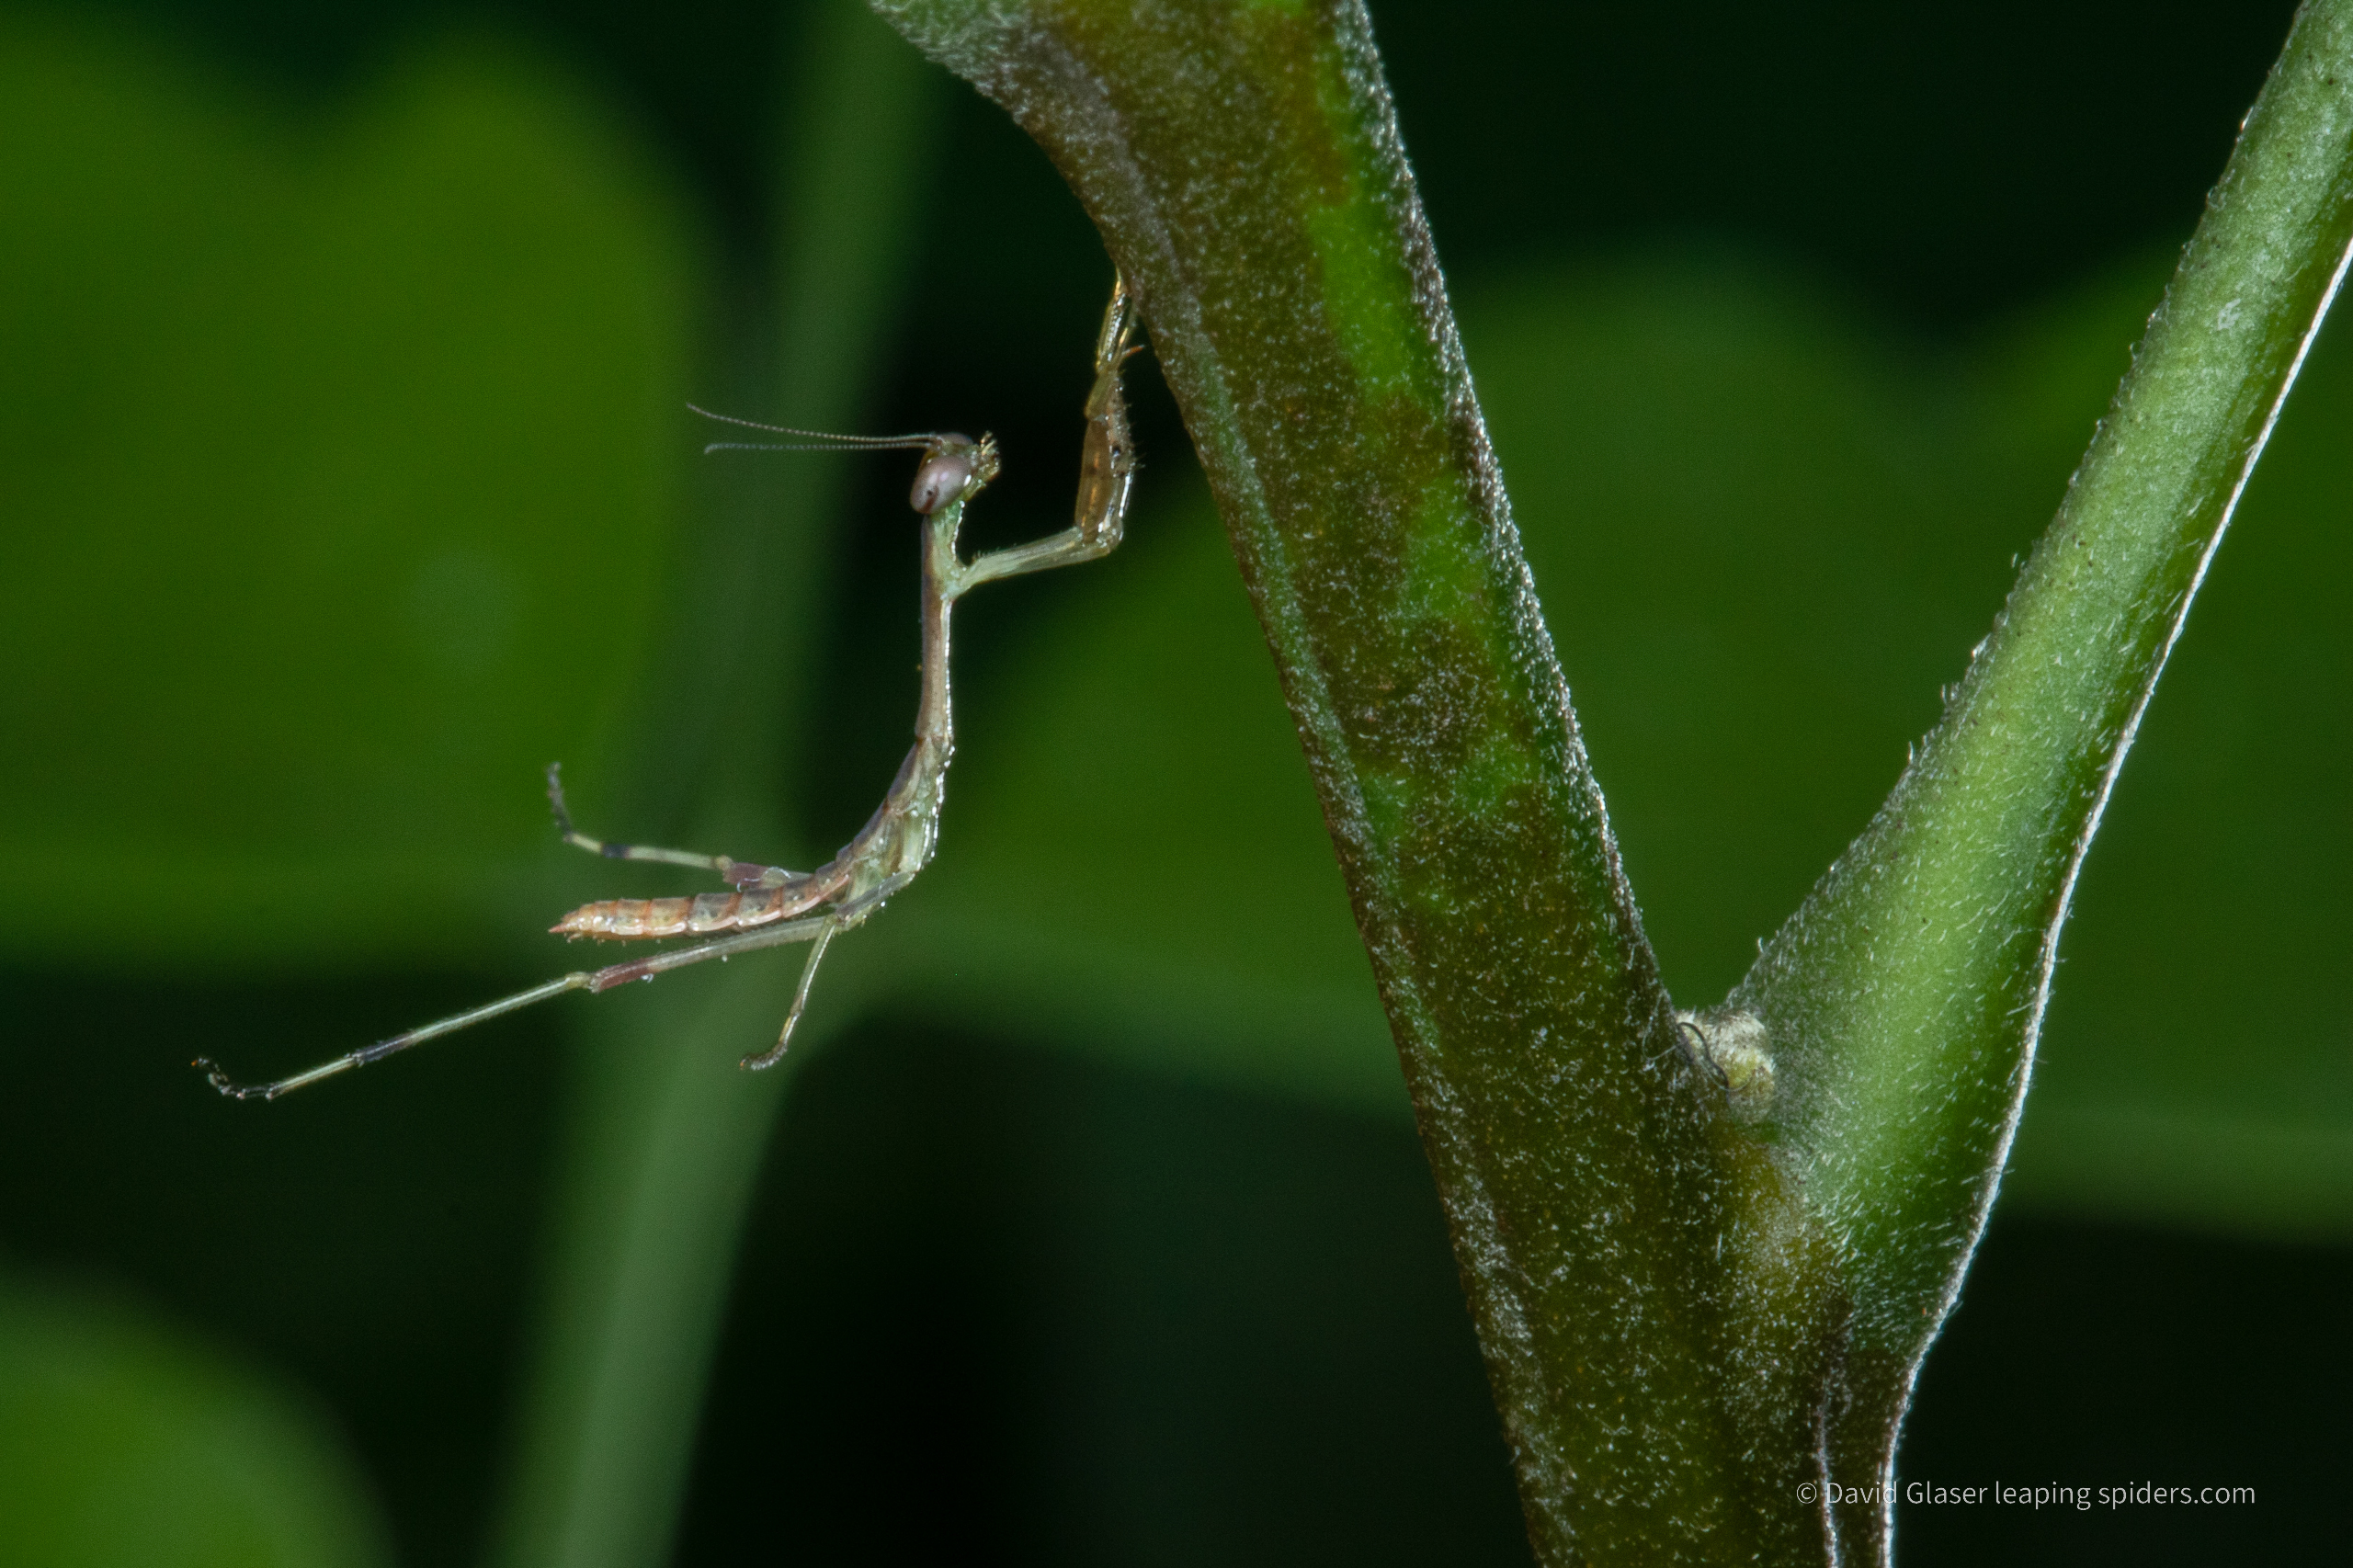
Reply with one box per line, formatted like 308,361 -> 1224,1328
949,275 -> 1141,598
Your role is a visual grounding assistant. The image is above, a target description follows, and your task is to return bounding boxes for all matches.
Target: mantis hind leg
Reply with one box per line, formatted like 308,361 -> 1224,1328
736,869 -> 922,1071
739,919 -> 837,1071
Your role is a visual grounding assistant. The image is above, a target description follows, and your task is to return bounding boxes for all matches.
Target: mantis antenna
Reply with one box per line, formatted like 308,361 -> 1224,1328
199,274 -> 1142,1100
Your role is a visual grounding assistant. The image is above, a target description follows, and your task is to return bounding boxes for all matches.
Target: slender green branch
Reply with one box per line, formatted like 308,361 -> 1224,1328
1737,1 -> 2353,1547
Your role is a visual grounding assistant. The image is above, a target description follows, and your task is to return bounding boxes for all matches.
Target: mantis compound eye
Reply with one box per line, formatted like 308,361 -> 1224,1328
910,438 -> 979,514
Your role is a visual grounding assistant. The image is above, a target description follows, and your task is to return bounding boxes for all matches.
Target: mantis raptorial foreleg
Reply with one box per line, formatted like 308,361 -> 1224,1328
198,274 -> 1144,1101
951,275 -> 1141,595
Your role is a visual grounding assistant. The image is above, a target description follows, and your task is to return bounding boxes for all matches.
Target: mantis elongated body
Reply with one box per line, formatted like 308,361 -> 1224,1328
199,276 -> 1142,1100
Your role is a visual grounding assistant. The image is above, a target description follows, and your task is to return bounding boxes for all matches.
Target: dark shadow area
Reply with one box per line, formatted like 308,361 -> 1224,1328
1897,1213 -> 2347,1564
675,1021 -> 1530,1567
1370,0 -> 2299,327
0,966 -> 564,1567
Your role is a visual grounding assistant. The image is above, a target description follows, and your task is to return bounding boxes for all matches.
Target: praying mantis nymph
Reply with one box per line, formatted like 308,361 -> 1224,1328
199,275 -> 1143,1100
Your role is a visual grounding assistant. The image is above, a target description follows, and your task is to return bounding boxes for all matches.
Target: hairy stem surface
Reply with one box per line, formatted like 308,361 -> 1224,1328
873,1 -> 2353,1562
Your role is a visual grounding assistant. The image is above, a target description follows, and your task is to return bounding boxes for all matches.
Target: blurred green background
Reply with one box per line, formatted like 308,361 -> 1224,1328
1,0 -> 2344,1562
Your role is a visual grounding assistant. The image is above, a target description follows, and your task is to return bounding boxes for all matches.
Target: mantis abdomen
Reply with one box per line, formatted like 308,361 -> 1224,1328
552,867 -> 850,939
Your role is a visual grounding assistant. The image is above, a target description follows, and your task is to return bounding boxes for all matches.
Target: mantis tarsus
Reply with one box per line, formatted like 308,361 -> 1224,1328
199,276 -> 1142,1100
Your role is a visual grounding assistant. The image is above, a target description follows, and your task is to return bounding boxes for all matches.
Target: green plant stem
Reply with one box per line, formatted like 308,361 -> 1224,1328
870,0 -> 2353,1562
872,1 -> 1802,1560
484,6 -> 939,1566
1737,0 -> 2353,1548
